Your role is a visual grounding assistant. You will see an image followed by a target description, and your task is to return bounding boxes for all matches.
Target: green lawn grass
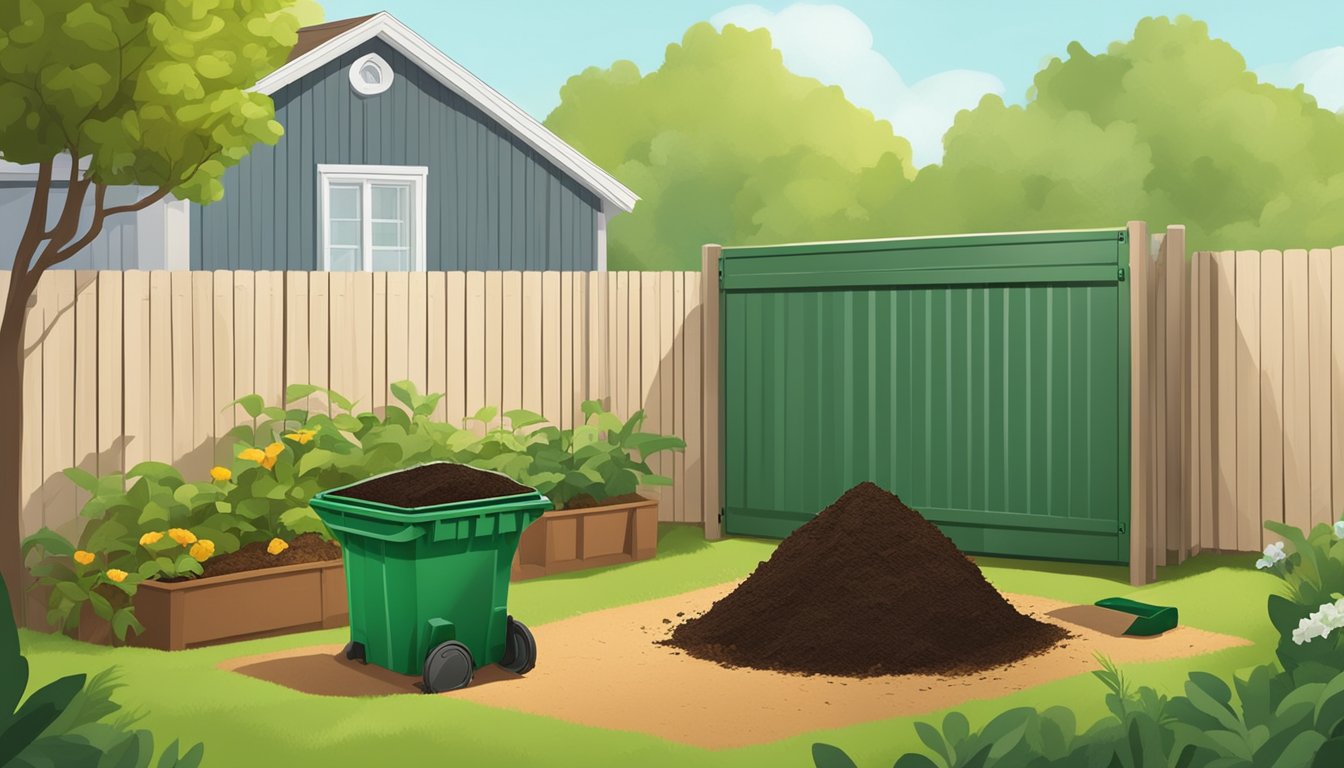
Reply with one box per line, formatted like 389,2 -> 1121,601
19,526 -> 1279,768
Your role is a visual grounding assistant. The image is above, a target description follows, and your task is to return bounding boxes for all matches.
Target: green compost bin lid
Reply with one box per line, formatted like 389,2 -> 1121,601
308,464 -> 553,676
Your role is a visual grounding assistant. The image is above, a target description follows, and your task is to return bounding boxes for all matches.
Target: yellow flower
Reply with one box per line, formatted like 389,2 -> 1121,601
266,538 -> 289,555
239,447 -> 266,464
283,427 -> 319,445
265,442 -> 285,457
105,569 -> 127,583
138,531 -> 164,547
189,539 -> 215,562
73,550 -> 95,565
167,528 -> 197,546
210,466 -> 232,482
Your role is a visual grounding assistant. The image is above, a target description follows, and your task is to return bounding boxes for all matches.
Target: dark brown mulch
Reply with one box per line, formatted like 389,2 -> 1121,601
562,493 -> 645,510
663,482 -> 1069,677
163,532 -> 341,581
332,462 -> 530,509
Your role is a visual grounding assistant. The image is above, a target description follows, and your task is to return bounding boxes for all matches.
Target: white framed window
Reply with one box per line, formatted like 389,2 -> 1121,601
318,164 -> 428,272
349,53 -> 394,96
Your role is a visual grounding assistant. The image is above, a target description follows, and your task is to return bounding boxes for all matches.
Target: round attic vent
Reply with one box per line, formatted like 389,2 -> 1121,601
349,53 -> 393,96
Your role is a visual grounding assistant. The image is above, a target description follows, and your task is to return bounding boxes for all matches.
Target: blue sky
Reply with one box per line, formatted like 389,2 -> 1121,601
315,0 -> 1344,166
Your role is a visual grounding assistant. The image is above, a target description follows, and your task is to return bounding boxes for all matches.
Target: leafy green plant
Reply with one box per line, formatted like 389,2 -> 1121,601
472,400 -> 685,509
1259,519 -> 1344,675
1,573 -> 204,767
22,382 -> 685,641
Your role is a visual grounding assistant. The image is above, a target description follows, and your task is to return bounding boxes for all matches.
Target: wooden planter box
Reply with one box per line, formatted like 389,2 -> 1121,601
511,495 -> 659,580
26,560 -> 349,650
129,559 -> 348,650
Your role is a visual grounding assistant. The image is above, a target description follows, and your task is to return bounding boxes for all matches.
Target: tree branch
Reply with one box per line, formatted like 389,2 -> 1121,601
11,160 -> 54,278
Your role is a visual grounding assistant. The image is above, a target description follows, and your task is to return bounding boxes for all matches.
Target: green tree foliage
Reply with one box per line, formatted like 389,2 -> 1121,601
545,22 -> 915,269
550,16 -> 1344,268
0,0 -> 303,620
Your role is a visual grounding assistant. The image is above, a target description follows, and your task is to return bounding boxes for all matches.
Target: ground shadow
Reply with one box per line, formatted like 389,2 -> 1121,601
227,645 -> 522,697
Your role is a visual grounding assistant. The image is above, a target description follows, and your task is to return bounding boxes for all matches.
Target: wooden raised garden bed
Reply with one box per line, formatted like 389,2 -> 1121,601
130,559 -> 348,650
511,494 -> 659,580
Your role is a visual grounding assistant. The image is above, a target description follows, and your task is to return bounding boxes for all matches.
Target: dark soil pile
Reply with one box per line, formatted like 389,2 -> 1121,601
333,462 -> 530,509
189,533 -> 341,580
665,482 -> 1068,677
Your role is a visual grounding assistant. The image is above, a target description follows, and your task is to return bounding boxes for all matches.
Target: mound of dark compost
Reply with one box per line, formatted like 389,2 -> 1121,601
665,482 -> 1068,676
333,462 -> 530,509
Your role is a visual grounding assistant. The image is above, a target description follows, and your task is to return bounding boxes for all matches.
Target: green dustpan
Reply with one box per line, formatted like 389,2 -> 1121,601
1093,597 -> 1179,636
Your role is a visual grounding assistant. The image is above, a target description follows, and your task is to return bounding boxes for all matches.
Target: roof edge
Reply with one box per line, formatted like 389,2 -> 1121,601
254,12 -> 638,213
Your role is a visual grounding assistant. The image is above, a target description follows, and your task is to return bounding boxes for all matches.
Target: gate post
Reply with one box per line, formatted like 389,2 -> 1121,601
1128,221 -> 1156,585
701,244 -> 723,540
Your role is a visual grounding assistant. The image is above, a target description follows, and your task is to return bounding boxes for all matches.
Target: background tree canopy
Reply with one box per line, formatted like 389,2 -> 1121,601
546,15 -> 1344,269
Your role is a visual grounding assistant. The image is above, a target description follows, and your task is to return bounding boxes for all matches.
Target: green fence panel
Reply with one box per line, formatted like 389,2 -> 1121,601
720,229 -> 1132,563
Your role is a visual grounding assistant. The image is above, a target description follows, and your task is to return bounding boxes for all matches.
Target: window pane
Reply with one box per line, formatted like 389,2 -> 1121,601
372,221 -> 406,248
371,184 -> 407,220
371,248 -> 410,271
330,184 -> 361,220
329,220 -> 361,247
328,247 -> 360,271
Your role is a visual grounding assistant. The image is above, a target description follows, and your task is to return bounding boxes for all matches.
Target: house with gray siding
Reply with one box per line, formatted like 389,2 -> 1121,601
0,12 -> 636,272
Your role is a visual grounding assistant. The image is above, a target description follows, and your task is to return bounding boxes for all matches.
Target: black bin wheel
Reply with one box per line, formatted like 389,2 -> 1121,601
343,641 -> 366,664
423,641 -> 474,693
499,616 -> 537,675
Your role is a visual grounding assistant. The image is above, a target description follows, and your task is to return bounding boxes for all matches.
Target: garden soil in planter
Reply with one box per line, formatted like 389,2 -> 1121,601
194,532 -> 342,579
334,462 -> 530,508
665,481 -> 1069,676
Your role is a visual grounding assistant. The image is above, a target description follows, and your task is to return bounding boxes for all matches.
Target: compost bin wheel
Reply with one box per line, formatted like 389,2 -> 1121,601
498,616 -> 537,675
423,641 -> 474,693
343,641 -> 366,664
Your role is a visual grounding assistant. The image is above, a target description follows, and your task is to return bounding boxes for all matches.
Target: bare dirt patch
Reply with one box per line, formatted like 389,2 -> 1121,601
222,583 -> 1249,748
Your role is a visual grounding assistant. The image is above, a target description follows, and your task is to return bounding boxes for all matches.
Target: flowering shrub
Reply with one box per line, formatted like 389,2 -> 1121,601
1258,517 -> 1344,674
23,380 -> 684,642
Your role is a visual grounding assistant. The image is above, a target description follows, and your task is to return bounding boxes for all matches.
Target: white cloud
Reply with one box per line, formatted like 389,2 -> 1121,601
711,3 -> 1003,168
1260,46 -> 1344,112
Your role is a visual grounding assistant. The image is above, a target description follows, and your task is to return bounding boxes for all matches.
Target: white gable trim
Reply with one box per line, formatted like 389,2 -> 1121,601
255,13 -> 638,214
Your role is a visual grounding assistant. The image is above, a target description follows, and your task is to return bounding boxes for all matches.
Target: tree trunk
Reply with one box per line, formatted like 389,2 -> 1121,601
0,278 -> 30,625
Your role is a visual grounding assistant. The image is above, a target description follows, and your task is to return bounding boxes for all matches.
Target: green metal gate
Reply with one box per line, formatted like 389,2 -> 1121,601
720,229 -> 1132,563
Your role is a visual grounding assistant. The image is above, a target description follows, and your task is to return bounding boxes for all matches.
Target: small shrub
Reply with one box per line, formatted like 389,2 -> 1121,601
1,574 -> 204,767
1259,518 -> 1344,675
22,381 -> 684,642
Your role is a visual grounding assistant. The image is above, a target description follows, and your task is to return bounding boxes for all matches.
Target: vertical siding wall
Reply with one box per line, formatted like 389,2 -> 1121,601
8,270 -> 708,542
192,38 -> 599,271
1186,247 -> 1344,553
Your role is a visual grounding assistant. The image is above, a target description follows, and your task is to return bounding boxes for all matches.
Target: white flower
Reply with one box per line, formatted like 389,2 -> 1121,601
1333,520 -> 1344,539
1291,598 -> 1344,645
1256,541 -> 1287,569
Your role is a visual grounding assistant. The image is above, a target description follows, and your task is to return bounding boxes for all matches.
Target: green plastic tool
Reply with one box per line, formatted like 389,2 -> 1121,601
1093,597 -> 1179,636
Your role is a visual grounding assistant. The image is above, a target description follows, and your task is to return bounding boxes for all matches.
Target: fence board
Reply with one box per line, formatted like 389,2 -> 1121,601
285,272 -> 309,411
123,272 -> 151,471
1213,251 -> 1237,550
1235,250 -> 1261,552
307,272 -> 330,415
1284,250 -> 1312,537
1308,249 -> 1332,528
73,273 -> 98,516
16,267 -> 713,542
97,272 -> 123,480
1259,250 -> 1284,548
427,272 -> 447,421
148,272 -> 173,465
370,272 -> 387,410
1334,247 -> 1344,537
407,272 -> 427,393
190,273 -> 214,477
1196,254 -> 1213,549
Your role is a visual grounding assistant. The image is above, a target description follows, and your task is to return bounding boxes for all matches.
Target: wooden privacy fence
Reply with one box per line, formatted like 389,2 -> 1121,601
1186,247 -> 1344,554
7,269 -> 713,543
1130,233 -> 1344,583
